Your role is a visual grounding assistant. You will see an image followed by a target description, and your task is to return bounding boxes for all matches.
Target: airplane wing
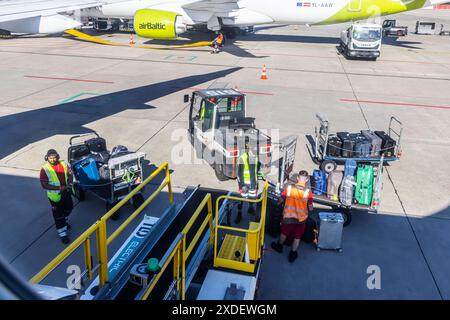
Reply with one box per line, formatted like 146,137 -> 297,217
0,0 -> 106,23
179,0 -> 273,29
0,0 -> 131,33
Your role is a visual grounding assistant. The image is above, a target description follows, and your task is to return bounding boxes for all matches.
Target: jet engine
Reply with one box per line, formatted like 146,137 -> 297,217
133,9 -> 187,39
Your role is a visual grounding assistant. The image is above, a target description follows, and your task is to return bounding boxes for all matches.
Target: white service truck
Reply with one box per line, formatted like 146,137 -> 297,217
340,23 -> 382,61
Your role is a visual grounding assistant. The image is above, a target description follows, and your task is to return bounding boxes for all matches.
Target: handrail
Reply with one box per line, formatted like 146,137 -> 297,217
140,234 -> 184,301
30,162 -> 173,289
140,193 -> 213,300
107,178 -> 170,245
389,116 -> 403,156
213,182 -> 268,273
30,221 -> 100,284
181,194 -> 213,258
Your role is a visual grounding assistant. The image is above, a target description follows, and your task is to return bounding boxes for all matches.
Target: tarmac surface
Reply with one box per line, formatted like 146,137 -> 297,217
0,8 -> 449,299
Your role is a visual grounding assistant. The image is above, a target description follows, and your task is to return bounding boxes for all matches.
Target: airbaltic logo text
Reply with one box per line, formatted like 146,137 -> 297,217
139,22 -> 166,30
297,2 -> 334,7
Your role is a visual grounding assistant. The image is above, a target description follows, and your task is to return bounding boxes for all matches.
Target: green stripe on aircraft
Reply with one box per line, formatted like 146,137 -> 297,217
315,0 -> 427,25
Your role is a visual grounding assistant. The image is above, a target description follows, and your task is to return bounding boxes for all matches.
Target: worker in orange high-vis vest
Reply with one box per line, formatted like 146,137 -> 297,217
40,149 -> 74,244
211,31 -> 224,54
271,170 -> 313,263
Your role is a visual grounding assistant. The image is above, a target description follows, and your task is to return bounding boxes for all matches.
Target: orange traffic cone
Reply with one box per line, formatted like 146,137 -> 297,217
129,34 -> 135,45
260,65 -> 268,80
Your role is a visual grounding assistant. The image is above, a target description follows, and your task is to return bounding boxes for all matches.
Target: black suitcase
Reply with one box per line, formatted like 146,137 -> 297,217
68,144 -> 90,162
301,217 -> 317,243
374,131 -> 396,157
85,137 -> 107,153
337,132 -> 355,158
90,151 -> 110,164
266,201 -> 283,238
327,135 -> 342,157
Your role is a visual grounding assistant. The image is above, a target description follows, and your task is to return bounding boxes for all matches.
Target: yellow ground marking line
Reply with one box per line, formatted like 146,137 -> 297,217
65,29 -> 212,50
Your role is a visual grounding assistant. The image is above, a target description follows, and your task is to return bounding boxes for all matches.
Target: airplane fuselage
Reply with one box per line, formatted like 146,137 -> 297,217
96,0 -> 430,27
242,0 -> 428,25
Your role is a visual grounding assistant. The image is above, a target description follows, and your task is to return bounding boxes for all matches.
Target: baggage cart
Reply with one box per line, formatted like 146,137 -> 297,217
415,21 -> 436,35
311,156 -> 385,226
310,113 -> 402,173
68,132 -> 147,216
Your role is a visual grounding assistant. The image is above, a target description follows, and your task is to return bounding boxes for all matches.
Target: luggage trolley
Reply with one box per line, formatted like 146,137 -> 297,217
68,132 -> 146,217
311,113 -> 402,173
311,156 -> 385,227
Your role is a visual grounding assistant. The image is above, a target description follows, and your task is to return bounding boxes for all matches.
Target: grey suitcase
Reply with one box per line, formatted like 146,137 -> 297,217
316,212 -> 344,252
339,176 -> 356,206
361,130 -> 382,157
327,171 -> 343,201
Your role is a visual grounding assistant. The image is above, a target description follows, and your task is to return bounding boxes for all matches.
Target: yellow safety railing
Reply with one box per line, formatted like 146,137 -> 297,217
140,193 -> 213,300
30,162 -> 173,289
213,181 -> 268,274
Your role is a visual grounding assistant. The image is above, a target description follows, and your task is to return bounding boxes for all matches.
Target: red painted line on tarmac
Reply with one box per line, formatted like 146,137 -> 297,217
24,75 -> 114,84
340,99 -> 450,110
189,87 -> 274,96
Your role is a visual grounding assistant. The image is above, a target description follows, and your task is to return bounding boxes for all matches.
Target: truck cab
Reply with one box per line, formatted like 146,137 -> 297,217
185,89 -> 272,181
382,19 -> 408,37
340,23 -> 382,60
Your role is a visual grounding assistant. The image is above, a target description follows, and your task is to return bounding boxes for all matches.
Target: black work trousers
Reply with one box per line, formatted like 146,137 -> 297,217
49,191 -> 73,237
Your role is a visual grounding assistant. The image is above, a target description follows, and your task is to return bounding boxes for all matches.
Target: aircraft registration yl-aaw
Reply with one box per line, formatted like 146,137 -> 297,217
0,0 -> 447,39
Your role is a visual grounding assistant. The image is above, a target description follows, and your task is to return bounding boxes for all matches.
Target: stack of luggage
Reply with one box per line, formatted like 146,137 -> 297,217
312,159 -> 375,206
68,137 -> 132,189
327,130 -> 396,158
68,137 -> 108,189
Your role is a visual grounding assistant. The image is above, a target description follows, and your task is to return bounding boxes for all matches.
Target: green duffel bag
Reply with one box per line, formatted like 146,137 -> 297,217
354,165 -> 374,205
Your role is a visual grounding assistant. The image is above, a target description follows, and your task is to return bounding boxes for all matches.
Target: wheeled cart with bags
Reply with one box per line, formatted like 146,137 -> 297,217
310,113 -> 402,173
311,156 -> 385,227
68,132 -> 147,218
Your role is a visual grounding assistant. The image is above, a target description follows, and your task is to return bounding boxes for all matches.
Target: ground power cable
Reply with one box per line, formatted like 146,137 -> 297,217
338,53 -> 443,298
337,55 -> 370,130
385,167 -> 444,299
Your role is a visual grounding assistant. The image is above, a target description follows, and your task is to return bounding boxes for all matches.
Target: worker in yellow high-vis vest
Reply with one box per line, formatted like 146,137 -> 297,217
235,139 -> 263,225
39,149 -> 74,244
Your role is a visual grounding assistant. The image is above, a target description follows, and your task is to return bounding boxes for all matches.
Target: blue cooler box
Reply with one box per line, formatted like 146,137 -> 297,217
73,157 -> 100,188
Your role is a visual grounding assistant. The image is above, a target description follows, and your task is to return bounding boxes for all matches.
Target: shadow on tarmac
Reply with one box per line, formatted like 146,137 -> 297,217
260,203 -> 450,299
382,37 -> 423,49
1,165 -> 449,299
0,67 -> 241,160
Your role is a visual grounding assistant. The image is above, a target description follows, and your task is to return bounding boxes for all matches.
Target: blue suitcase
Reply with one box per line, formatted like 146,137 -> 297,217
312,169 -> 327,195
344,159 -> 357,177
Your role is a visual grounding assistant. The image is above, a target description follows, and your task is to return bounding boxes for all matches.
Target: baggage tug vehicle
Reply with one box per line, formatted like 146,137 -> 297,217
185,88 -> 273,181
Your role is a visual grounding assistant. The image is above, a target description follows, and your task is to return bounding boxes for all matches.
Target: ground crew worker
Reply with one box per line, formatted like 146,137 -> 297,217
211,31 -> 224,54
39,149 -> 74,244
271,170 -> 313,263
235,139 -> 263,224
